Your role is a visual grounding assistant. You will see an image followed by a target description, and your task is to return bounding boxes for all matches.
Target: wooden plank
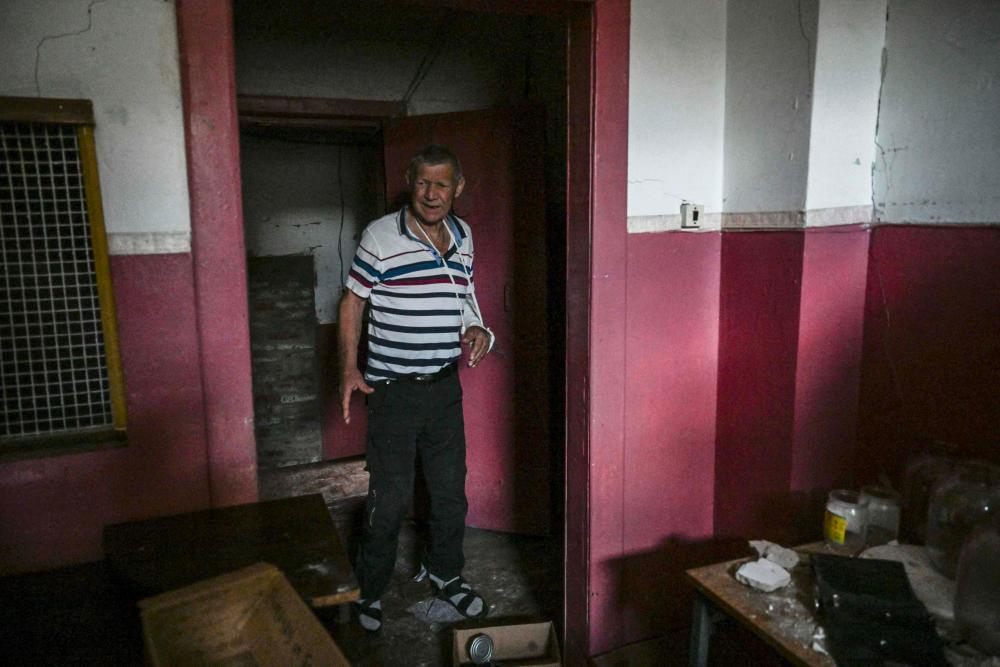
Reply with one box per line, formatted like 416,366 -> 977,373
104,494 -> 358,608
0,97 -> 94,125
240,115 -> 382,131
237,95 -> 405,120
391,0 -> 572,16
685,543 -> 847,667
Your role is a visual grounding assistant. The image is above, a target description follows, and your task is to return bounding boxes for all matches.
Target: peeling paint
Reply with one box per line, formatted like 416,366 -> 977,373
874,0 -> 1000,223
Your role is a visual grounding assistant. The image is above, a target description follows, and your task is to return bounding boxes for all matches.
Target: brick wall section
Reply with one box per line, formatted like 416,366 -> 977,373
247,255 -> 322,469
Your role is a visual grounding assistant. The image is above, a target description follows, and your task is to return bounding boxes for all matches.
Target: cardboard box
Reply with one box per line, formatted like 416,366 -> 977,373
453,621 -> 561,667
139,562 -> 349,667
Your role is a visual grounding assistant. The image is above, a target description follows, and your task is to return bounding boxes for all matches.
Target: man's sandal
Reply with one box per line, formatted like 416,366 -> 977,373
433,575 -> 489,619
357,598 -> 382,632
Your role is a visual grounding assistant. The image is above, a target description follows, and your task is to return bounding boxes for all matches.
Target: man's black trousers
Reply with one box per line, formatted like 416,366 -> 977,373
356,371 -> 468,600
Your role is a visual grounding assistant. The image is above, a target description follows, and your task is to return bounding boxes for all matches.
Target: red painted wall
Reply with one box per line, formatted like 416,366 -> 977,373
858,225 -> 1000,480
610,221 -> 1000,659
0,255 -> 211,573
318,323 -> 368,460
621,231 -> 721,641
790,227 -> 870,532
714,231 -> 805,544
615,225 -> 871,649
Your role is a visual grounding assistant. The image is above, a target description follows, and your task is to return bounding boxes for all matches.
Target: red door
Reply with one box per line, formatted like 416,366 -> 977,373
384,108 -> 550,535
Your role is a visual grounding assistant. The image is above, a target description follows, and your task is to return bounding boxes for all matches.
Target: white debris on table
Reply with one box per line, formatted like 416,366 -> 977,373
735,558 -> 791,592
751,539 -> 801,570
731,540 -> 1000,666
732,541 -> 832,659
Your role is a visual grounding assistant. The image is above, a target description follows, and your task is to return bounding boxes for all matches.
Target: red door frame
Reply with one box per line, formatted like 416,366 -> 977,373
175,0 -> 630,659
175,0 -> 257,507
565,2 -> 630,660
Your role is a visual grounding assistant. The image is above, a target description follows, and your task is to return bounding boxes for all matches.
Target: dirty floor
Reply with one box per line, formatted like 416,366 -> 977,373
321,518 -> 561,666
0,458 -> 561,666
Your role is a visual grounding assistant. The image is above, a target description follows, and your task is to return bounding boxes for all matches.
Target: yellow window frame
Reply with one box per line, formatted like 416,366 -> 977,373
0,97 -> 127,454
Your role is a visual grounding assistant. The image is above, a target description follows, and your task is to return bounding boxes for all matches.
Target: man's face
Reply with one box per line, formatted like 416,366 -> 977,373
407,162 -> 464,226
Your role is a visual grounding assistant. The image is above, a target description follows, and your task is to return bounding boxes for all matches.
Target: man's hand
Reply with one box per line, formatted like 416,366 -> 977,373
462,326 -> 493,368
340,367 -> 373,424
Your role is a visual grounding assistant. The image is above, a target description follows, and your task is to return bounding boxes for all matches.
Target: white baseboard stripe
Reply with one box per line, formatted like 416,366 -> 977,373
107,231 -> 191,255
804,205 -> 873,227
721,210 -> 804,230
627,212 -> 723,234
627,205 -> 876,234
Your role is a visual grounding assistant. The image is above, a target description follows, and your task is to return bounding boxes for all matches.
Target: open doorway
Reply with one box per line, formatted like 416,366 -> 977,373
238,98 -> 392,469
232,1 -> 568,660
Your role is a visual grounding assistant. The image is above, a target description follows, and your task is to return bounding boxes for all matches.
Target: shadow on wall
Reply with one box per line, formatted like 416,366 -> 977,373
714,231 -> 807,542
857,225 -> 1000,482
611,534 -> 786,666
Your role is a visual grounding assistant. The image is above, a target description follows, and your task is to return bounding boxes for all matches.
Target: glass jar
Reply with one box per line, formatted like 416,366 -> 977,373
955,514 -> 1000,655
900,452 -> 955,544
926,460 -> 1000,579
824,489 -> 869,549
860,484 -> 900,546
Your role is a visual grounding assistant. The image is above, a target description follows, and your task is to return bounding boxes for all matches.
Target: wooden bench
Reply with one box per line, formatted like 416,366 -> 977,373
103,493 -> 359,611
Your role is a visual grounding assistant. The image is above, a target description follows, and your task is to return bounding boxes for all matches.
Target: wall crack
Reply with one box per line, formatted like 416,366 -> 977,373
872,4 -> 891,222
34,0 -> 109,96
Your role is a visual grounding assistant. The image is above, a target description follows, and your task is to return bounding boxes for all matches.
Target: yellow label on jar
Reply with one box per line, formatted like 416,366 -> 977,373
825,510 -> 847,544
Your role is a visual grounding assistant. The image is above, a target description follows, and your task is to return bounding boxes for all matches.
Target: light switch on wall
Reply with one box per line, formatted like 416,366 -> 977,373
680,202 -> 702,229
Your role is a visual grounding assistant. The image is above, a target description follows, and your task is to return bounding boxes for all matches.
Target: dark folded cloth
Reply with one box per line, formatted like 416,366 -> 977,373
811,554 -> 948,667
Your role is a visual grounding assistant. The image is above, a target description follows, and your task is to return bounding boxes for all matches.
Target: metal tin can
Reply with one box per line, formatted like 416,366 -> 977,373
468,633 -> 494,665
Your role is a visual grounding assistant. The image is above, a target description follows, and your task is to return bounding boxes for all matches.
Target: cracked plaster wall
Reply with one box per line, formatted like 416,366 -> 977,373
627,0 -> 885,231
873,0 -> 1000,224
0,0 -> 191,245
240,137 -> 376,324
805,0 -> 887,215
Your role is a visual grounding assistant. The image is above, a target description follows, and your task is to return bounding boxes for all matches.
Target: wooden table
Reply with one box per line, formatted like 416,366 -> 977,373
686,543 -> 848,667
104,493 -> 359,609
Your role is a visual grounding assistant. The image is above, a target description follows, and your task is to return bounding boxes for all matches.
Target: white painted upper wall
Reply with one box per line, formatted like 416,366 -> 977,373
874,0 -> 1000,224
723,0 -> 817,216
626,0 -> 727,228
0,0 -> 191,249
805,0 -> 886,217
241,138 -> 374,325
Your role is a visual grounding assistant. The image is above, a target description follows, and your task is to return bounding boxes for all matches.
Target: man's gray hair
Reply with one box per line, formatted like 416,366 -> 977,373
407,144 -> 463,185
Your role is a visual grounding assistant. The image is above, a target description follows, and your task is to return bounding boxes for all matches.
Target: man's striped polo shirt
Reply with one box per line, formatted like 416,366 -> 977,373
345,207 -> 485,382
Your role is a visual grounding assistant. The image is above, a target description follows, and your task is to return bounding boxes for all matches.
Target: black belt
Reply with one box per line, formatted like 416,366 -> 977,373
396,363 -> 457,384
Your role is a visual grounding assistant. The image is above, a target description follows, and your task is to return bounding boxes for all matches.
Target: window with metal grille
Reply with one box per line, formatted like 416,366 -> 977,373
1,97 -> 126,455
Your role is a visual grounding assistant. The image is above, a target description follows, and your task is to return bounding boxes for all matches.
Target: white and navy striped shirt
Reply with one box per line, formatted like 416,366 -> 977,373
345,208 -> 485,382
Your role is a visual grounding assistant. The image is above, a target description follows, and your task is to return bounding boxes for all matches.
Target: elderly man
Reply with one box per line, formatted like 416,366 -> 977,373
338,144 -> 494,632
